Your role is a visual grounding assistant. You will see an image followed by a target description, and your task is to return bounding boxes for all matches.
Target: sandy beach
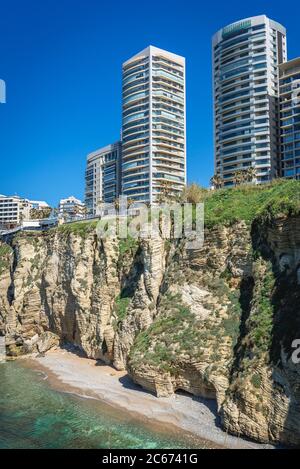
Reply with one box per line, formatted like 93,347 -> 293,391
25,348 -> 272,449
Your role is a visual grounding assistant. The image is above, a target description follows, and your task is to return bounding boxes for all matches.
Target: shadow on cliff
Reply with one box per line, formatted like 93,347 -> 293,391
118,374 -> 157,396
7,241 -> 19,307
229,276 -> 255,375
270,268 -> 300,446
40,273 -> 57,333
118,245 -> 144,298
40,269 -> 85,352
254,218 -> 300,446
227,217 -> 300,446
175,390 -> 222,428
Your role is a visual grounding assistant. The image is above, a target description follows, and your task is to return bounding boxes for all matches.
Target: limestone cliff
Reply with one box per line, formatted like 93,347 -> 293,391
1,181 -> 300,447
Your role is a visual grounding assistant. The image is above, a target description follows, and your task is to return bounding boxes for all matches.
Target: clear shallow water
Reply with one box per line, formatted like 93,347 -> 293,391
0,361 -> 205,449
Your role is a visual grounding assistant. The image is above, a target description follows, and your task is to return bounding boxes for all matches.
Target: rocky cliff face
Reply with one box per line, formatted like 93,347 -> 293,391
0,215 -> 300,446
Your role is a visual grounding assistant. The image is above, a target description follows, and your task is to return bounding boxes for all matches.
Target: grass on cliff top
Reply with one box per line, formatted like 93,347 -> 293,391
56,220 -> 98,236
203,179 -> 300,227
17,179 -> 300,240
59,180 -> 300,235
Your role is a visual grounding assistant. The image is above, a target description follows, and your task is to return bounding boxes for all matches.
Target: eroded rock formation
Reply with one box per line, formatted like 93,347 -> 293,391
0,214 -> 299,446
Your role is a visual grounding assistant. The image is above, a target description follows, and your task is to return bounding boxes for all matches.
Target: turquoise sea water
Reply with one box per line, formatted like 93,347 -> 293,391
0,361 -> 207,449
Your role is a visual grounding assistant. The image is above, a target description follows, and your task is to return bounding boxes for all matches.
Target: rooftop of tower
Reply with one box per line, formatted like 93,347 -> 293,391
123,45 -> 185,67
212,15 -> 286,46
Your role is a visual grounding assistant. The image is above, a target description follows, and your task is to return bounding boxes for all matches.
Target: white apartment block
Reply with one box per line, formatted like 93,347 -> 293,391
29,200 -> 50,210
122,45 -> 186,203
85,141 -> 121,215
59,196 -> 85,220
0,195 -> 49,228
213,16 -> 287,186
0,195 -> 29,228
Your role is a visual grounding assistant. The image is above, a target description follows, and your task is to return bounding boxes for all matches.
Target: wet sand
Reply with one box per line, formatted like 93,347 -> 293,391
25,348 -> 272,449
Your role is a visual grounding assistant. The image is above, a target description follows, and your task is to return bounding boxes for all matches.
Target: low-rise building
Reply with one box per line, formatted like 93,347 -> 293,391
28,200 -> 51,220
29,200 -> 50,210
21,218 -> 57,230
58,196 -> 86,221
0,195 -> 30,229
0,195 -> 52,229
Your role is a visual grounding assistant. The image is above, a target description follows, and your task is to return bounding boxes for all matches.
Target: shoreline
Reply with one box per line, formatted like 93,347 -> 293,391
23,348 -> 272,449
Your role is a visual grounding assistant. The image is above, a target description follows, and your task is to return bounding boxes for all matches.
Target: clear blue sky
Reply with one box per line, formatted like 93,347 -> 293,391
1,0 -> 300,206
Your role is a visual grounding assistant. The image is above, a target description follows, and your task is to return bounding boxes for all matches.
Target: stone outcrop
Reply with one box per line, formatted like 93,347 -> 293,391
0,215 -> 300,446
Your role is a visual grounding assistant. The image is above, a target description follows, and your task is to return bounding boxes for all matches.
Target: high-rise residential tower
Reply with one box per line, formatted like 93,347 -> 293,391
279,58 -> 300,179
85,141 -> 121,215
212,15 -> 287,186
121,46 -> 186,203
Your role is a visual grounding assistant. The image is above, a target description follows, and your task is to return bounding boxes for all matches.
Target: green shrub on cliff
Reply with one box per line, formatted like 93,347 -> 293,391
251,373 -> 262,389
129,292 -> 234,374
114,295 -> 131,321
0,243 -> 12,275
129,294 -> 193,372
118,236 -> 138,257
247,260 -> 275,355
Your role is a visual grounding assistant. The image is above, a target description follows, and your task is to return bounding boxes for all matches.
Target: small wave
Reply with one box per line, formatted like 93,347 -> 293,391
35,370 -> 48,381
62,389 -> 99,401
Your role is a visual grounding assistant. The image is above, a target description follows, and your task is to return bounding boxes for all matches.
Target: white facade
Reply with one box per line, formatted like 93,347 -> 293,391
0,195 -> 51,228
212,16 -> 287,186
21,218 -> 57,229
59,196 -> 85,220
122,45 -> 186,203
85,141 -> 121,215
0,195 -> 31,228
29,200 -> 50,210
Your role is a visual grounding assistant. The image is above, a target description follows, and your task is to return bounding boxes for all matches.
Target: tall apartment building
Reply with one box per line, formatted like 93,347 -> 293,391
122,46 -> 186,203
212,15 -> 287,186
85,142 -> 121,215
279,58 -> 300,179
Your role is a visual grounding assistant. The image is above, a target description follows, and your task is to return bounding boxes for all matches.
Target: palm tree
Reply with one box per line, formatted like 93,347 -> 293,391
210,174 -> 223,190
245,166 -> 256,183
156,179 -> 175,203
181,183 -> 206,203
127,198 -> 135,208
114,198 -> 120,211
233,170 -> 244,187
